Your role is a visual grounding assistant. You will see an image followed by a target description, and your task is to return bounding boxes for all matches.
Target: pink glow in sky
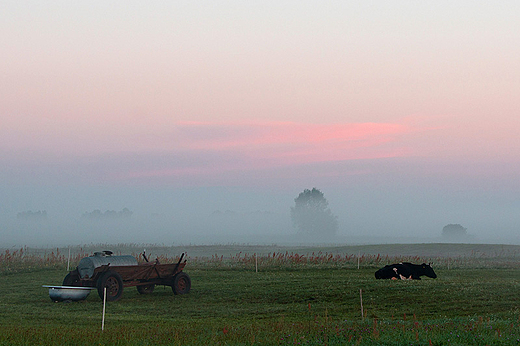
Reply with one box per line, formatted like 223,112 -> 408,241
1,1 -> 519,183
1,2 -> 520,244
121,120 -> 417,180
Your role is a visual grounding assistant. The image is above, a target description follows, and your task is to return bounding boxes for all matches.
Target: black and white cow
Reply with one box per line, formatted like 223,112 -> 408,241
374,262 -> 437,280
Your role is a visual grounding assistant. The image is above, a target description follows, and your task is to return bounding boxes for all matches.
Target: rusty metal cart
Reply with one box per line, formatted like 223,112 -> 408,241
62,251 -> 190,302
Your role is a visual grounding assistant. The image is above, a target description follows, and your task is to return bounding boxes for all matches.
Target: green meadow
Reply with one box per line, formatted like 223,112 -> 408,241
1,243 -> 520,345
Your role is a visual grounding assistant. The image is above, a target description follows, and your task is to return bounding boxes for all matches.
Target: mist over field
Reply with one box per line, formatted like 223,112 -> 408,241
2,168 -> 519,247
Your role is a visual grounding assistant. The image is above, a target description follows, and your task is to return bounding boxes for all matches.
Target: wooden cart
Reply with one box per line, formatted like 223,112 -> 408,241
63,252 -> 190,302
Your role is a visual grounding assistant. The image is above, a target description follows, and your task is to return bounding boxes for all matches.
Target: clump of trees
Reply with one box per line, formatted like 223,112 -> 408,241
291,188 -> 338,236
442,224 -> 467,238
82,208 -> 133,220
17,210 -> 47,220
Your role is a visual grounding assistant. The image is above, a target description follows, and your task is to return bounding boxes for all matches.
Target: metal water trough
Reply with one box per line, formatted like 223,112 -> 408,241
42,285 -> 96,302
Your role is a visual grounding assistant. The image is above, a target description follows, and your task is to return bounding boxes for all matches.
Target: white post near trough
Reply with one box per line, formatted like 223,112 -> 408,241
102,287 -> 107,331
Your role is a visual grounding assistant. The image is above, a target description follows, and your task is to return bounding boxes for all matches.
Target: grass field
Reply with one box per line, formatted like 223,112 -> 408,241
1,243 -> 520,345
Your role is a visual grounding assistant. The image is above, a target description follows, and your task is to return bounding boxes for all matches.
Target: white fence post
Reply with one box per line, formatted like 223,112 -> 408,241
360,289 -> 364,320
67,247 -> 71,272
102,287 -> 107,331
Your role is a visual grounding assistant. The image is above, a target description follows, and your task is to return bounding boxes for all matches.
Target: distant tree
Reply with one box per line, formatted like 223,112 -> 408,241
82,208 -> 133,220
291,188 -> 338,236
119,208 -> 133,218
442,224 -> 467,238
17,210 -> 47,220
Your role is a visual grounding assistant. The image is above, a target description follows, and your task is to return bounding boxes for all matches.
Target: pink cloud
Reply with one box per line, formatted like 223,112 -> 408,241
123,120 -> 418,180
176,121 -> 408,147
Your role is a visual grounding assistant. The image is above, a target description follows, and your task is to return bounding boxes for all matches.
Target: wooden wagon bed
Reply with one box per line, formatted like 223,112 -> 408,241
63,253 -> 190,301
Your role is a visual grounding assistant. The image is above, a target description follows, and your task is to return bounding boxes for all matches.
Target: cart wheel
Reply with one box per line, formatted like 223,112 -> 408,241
172,272 -> 191,295
62,272 -> 80,286
137,284 -> 155,294
97,271 -> 124,302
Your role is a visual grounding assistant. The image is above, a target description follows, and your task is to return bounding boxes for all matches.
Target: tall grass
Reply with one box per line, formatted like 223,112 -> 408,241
0,247 -> 83,274
3,243 -> 520,274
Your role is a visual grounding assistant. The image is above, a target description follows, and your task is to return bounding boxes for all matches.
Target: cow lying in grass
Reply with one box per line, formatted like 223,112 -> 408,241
375,262 -> 437,280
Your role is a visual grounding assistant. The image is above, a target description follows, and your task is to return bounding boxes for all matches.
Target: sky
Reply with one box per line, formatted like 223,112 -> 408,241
1,1 -> 520,246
